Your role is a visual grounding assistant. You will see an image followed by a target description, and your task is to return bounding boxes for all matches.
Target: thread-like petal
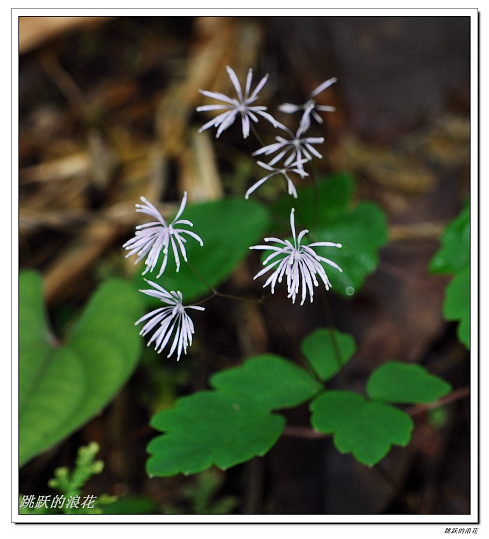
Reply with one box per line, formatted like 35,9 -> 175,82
123,194 -> 203,277
250,209 -> 342,304
197,66 -> 276,138
136,281 -> 204,361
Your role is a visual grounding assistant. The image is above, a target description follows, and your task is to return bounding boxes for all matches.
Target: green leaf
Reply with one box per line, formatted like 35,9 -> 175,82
19,271 -> 144,466
310,391 -> 414,466
366,361 -> 452,404
147,390 -> 285,477
301,328 -> 356,381
429,201 -> 470,275
443,265 -> 470,349
273,173 -> 388,297
134,197 -> 270,305
429,202 -> 470,350
210,354 -> 322,409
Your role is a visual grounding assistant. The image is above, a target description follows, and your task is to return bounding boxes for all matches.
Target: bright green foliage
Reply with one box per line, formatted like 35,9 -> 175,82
48,441 -> 104,499
147,390 -> 285,477
135,197 -> 270,305
429,201 -> 470,349
310,391 -> 414,466
47,442 -> 117,515
273,172 -> 389,297
301,328 -> 356,381
20,442 -> 116,515
146,326 -> 451,475
19,271 -> 144,466
366,361 -> 452,403
443,265 -> 470,348
210,354 -> 322,409
429,201 -> 470,275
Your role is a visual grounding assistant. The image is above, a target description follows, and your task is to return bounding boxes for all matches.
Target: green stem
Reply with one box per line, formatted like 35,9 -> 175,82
321,290 -> 349,390
260,301 -> 324,385
250,123 -> 266,148
185,259 -> 263,307
310,159 -> 320,235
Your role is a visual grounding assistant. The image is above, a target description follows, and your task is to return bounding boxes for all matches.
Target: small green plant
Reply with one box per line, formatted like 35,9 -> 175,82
19,442 -> 116,515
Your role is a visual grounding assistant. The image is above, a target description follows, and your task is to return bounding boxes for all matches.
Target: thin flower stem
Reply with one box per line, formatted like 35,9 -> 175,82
185,259 -> 218,295
284,172 -> 346,387
185,259 -> 263,306
321,290 -> 349,390
250,123 -> 266,148
186,256 -> 323,383
260,302 -> 324,385
310,159 -> 319,235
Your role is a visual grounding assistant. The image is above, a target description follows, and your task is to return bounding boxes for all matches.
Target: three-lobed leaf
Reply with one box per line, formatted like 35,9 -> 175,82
147,390 -> 285,477
19,271 -> 144,466
310,391 -> 414,466
366,361 -> 452,404
210,354 -> 322,409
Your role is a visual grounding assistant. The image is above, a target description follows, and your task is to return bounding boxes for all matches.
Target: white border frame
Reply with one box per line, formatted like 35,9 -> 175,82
10,7 -> 480,530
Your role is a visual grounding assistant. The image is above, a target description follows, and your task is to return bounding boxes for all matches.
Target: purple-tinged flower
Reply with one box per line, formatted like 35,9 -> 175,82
250,208 -> 342,305
197,66 -> 278,139
136,280 -> 205,360
123,193 -> 203,277
252,125 -> 324,178
279,77 -> 337,133
245,160 -> 308,200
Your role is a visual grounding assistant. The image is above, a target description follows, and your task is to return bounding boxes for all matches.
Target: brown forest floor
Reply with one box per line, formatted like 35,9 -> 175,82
18,15 -> 471,516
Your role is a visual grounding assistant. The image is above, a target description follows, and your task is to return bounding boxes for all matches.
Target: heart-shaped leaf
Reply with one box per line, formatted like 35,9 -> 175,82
301,328 -> 356,381
210,354 -> 322,409
310,390 -> 414,466
366,361 -> 452,404
134,197 -> 270,305
19,271 -> 144,466
147,390 -> 285,477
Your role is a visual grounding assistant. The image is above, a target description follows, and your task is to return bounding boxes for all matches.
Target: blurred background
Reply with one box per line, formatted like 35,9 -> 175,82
18,15 -> 471,515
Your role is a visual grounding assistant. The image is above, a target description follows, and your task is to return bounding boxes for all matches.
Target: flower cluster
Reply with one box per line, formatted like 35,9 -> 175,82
197,66 -> 336,198
124,193 -> 204,360
124,66 -> 342,360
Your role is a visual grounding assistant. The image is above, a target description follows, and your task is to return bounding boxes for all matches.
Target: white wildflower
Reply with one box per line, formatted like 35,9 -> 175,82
197,66 -> 278,138
279,77 -> 337,133
136,280 -> 205,360
250,208 -> 342,305
252,125 -> 324,178
245,160 -> 309,200
123,193 -> 203,277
